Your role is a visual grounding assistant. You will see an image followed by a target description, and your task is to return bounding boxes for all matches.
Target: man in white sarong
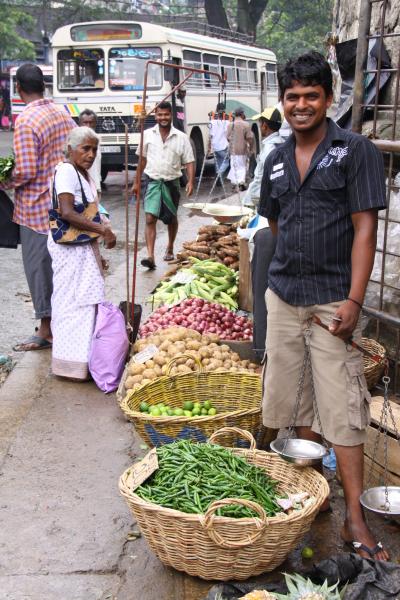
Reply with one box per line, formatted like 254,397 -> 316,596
226,108 -> 255,190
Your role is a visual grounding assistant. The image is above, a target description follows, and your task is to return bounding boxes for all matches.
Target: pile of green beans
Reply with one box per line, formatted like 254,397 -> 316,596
136,440 -> 281,518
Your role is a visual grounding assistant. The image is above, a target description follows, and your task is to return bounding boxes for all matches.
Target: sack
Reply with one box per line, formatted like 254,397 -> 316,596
89,302 -> 129,393
49,164 -> 101,245
0,190 -> 20,248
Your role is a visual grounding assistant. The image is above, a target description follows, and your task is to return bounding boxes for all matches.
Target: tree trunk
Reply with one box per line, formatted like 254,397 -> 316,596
204,0 -> 231,30
237,0 -> 269,40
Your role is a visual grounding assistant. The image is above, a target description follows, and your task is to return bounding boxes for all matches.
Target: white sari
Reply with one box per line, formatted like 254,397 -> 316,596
48,163 -> 105,379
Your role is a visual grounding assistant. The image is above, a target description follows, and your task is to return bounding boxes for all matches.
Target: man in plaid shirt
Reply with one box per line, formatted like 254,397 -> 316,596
0,64 -> 75,351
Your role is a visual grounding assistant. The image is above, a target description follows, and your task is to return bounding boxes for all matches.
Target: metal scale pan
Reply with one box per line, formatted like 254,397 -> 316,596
360,486 -> 400,516
271,438 -> 328,468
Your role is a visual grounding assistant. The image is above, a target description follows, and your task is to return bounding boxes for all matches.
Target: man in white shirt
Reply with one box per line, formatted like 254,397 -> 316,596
247,107 -> 284,361
209,103 -> 229,186
133,101 -> 195,269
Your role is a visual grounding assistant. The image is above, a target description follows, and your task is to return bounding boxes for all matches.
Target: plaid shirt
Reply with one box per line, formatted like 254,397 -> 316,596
0,99 -> 75,233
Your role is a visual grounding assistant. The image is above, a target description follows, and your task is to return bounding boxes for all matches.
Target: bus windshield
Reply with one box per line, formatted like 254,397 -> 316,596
57,48 -> 105,91
108,47 -> 162,91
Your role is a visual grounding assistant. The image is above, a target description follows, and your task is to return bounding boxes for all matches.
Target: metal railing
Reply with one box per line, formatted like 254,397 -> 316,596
352,0 -> 400,392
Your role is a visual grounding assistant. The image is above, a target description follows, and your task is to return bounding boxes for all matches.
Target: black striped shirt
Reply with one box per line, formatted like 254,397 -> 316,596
259,118 -> 386,306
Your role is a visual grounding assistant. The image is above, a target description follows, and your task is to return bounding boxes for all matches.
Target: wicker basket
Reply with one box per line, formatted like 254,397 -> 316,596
119,427 -> 330,580
120,354 -> 262,447
362,337 -> 386,389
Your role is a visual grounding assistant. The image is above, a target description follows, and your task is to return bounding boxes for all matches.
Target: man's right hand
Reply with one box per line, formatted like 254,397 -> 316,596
103,227 -> 117,249
131,181 -> 139,196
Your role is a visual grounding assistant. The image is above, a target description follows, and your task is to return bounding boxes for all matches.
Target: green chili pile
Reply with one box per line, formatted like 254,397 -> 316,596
135,440 -> 282,518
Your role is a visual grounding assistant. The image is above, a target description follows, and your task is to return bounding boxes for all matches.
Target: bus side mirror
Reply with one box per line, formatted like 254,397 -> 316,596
164,59 -> 179,85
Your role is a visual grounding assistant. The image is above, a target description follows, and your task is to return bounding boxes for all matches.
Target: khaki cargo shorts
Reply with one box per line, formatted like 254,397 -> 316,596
262,289 -> 371,446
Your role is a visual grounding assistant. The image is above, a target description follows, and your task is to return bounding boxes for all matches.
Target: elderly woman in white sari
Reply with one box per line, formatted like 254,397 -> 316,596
48,126 -> 116,380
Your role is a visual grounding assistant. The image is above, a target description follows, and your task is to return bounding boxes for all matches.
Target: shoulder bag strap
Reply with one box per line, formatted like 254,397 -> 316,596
71,165 -> 89,208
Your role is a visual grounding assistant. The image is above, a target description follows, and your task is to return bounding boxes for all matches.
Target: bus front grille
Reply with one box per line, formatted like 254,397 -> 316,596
95,115 -> 156,134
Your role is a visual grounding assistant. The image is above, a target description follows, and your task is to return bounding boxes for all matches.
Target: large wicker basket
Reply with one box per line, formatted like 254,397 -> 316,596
119,427 -> 330,580
120,355 -> 262,447
361,337 -> 386,389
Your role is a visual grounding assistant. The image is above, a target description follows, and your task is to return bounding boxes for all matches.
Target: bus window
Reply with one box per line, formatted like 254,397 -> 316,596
220,56 -> 235,90
202,53 -> 219,88
43,75 -> 53,98
183,50 -> 202,88
108,47 -> 162,90
248,61 -> 257,90
57,49 -> 105,90
266,62 -> 278,91
236,59 -> 248,89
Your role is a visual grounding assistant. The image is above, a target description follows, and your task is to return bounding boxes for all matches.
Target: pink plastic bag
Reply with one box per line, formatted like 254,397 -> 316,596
89,301 -> 129,393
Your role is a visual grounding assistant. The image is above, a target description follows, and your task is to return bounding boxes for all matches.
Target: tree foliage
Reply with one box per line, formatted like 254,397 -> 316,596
257,0 -> 334,63
0,5 -> 36,60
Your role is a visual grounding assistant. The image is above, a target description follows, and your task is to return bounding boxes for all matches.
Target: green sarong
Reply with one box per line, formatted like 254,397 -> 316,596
144,178 -> 180,224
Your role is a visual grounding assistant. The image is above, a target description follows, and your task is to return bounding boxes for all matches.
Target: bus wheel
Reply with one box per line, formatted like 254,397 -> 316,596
190,131 -> 204,176
101,165 -> 109,183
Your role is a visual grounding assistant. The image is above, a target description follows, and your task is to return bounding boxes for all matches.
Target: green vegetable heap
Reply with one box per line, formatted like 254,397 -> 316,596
136,440 -> 282,518
0,155 -> 14,183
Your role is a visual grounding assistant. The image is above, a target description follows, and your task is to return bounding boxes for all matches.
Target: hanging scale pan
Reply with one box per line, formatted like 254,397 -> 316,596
361,375 -> 400,516
360,486 -> 400,516
270,438 -> 328,468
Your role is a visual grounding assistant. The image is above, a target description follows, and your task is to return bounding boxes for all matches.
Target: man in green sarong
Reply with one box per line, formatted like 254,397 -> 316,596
133,101 -> 195,269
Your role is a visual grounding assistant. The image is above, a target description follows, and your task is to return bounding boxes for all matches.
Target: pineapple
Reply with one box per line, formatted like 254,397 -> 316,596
276,573 -> 346,600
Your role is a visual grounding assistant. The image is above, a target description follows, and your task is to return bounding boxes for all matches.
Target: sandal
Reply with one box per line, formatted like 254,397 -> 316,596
163,251 -> 174,262
141,257 -> 156,270
13,335 -> 52,352
348,540 -> 384,558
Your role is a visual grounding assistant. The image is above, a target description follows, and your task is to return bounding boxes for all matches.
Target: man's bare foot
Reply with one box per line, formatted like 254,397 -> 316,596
319,496 -> 331,512
341,518 -> 389,561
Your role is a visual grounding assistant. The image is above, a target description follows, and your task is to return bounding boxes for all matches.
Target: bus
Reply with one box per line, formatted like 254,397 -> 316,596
10,65 -> 53,127
51,21 -> 278,176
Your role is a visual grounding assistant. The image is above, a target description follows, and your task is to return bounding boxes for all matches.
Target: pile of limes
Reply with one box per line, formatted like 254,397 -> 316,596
139,400 -> 217,417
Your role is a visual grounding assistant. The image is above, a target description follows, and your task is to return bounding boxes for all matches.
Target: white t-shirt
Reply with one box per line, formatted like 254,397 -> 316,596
54,162 -> 97,206
209,119 -> 229,152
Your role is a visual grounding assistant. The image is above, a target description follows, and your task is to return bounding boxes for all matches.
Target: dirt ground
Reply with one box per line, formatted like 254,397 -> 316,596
0,131 -> 399,600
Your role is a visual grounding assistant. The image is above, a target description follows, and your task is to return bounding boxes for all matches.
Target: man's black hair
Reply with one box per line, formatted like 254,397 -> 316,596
259,116 -> 281,132
278,51 -> 333,99
16,63 -> 45,95
156,101 -> 172,112
79,109 -> 97,122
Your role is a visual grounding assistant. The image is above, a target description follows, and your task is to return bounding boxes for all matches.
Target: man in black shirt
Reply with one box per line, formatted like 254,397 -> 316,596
259,52 -> 388,560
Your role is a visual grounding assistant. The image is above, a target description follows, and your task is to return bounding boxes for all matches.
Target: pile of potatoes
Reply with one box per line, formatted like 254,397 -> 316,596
123,326 -> 259,396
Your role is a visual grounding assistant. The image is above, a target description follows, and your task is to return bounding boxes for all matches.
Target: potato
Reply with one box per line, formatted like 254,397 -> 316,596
213,359 -> 223,368
159,340 -> 170,352
153,364 -> 162,377
229,366 -> 239,372
186,358 -> 195,369
174,341 -> 186,353
178,364 -> 192,374
153,354 -> 167,366
249,363 -> 258,370
128,362 -> 145,376
161,365 -> 168,375
201,357 -> 210,366
223,360 -> 233,369
199,347 -> 211,358
141,378 -> 151,385
212,351 -> 223,361
186,340 -> 201,351
208,333 -> 220,343
145,359 -> 155,369
231,353 -> 240,362
168,345 -> 179,357
125,376 -> 136,389
142,368 -> 157,380
220,344 -> 230,352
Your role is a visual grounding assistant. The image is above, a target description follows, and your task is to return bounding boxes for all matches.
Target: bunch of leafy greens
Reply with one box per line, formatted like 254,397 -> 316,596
0,156 -> 14,183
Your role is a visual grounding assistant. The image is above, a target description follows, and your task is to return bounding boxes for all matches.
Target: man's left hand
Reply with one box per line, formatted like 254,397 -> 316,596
328,300 -> 361,341
185,181 -> 194,197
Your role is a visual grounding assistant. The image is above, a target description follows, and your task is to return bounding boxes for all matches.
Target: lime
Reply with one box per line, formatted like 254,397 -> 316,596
208,407 -> 217,416
301,546 -> 314,559
193,402 -> 201,409
192,407 -> 201,416
139,402 -> 149,412
174,408 -> 184,416
183,401 -> 194,411
201,408 -> 208,416
157,403 -> 165,409
151,407 -> 161,417
167,408 -> 174,416
183,410 -> 193,417
203,400 -> 212,410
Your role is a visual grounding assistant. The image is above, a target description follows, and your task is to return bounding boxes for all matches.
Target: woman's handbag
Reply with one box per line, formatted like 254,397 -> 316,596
89,302 -> 129,393
49,165 -> 101,244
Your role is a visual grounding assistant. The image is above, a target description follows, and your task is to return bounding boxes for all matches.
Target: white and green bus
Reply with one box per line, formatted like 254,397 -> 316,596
51,21 -> 278,176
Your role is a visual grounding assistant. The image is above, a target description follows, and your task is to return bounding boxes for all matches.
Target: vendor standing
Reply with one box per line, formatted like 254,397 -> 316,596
132,101 -> 195,269
244,107 -> 284,361
259,51 -> 388,560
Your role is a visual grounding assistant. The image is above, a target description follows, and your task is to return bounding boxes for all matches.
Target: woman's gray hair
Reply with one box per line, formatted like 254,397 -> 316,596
67,126 -> 99,151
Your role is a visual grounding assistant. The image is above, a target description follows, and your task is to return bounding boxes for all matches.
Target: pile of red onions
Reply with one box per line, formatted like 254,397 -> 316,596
140,298 -> 253,340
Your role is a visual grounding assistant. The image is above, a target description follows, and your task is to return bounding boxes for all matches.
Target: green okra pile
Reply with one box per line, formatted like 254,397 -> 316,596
136,440 -> 282,518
